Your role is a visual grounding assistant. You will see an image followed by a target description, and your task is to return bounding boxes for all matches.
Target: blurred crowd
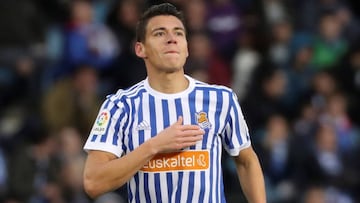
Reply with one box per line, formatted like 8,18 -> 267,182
0,0 -> 359,202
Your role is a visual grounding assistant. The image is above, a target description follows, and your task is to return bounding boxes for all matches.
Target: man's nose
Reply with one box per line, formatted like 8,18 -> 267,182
167,33 -> 177,44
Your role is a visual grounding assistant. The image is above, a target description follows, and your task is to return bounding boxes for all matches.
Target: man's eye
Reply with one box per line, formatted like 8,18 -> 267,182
154,32 -> 164,36
175,32 -> 184,36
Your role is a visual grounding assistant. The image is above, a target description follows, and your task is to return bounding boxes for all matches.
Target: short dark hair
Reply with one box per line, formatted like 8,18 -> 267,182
135,3 -> 186,42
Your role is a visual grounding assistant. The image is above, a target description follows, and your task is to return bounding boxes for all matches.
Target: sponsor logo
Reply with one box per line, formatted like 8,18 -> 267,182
136,120 -> 151,131
91,110 -> 110,135
195,111 -> 212,129
140,150 -> 209,172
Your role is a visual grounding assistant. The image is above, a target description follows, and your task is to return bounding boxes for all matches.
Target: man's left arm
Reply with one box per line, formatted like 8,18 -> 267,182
233,146 -> 266,203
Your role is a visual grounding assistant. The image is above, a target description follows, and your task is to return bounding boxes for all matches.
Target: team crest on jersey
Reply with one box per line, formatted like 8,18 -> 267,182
91,110 -> 110,135
195,111 -> 212,129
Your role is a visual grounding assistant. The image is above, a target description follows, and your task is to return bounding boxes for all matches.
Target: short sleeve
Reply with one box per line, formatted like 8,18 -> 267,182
83,97 -> 126,157
222,91 -> 251,156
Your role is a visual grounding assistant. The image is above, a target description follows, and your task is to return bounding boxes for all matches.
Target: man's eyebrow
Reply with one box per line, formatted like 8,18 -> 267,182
150,27 -> 185,33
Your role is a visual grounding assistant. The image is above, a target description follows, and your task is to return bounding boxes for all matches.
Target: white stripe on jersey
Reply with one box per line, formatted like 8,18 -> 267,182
84,75 -> 251,203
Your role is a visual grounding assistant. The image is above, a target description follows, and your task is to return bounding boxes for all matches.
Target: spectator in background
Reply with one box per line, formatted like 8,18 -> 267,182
231,30 -> 261,100
107,0 -> 142,57
267,19 -> 293,69
184,31 -> 211,83
0,0 -> 46,61
57,127 -> 90,203
42,64 -> 102,137
6,127 -> 62,203
242,65 -> 288,133
293,102 -> 319,139
319,92 -> 360,155
299,123 -> 355,203
334,43 -> 360,125
185,31 -> 231,86
0,56 -> 43,153
311,10 -> 348,70
309,70 -> 339,116
55,0 -> 119,79
261,0 -> 291,27
183,0 -> 208,34
206,0 -> 244,60
282,34 -> 315,118
104,0 -> 146,90
256,114 -> 297,203
335,5 -> 360,45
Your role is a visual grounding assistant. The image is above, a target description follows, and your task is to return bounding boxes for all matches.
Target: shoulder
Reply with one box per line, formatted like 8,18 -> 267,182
192,77 -> 234,95
105,80 -> 147,107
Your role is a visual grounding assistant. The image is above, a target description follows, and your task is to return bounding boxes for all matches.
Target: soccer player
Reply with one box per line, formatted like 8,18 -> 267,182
83,3 -> 266,203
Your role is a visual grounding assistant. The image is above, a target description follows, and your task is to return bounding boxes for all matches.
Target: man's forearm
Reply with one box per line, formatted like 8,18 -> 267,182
235,148 -> 266,203
83,140 -> 158,198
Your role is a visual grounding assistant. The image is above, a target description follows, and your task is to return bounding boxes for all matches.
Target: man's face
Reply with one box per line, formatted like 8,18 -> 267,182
136,15 -> 188,73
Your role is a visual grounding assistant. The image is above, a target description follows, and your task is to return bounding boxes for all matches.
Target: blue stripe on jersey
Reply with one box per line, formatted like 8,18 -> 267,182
186,172 -> 195,203
223,92 -> 233,148
149,95 -> 156,138
230,92 -> 243,146
127,183 -> 133,202
214,136 -> 220,203
138,95 -> 144,145
198,89 -> 209,202
128,97 -> 140,202
161,99 -> 173,202
174,98 -> 183,202
175,172 -> 183,203
199,171 -> 205,202
201,89 -> 210,148
166,173 -> 173,202
155,173 -> 162,202
175,98 -> 183,117
162,99 -> 170,127
211,90 -> 222,202
122,99 -> 131,151
128,99 -> 135,151
146,95 -> 159,202
91,135 -> 97,142
138,94 -> 151,202
187,90 -> 196,202
143,173 -> 151,202
132,173 -> 140,203
188,90 -> 196,150
112,108 -> 124,145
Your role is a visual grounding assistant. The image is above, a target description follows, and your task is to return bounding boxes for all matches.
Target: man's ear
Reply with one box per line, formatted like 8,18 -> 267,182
135,42 -> 146,58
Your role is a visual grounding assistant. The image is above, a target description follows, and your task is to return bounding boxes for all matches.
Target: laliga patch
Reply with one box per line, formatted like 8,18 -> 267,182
91,110 -> 110,135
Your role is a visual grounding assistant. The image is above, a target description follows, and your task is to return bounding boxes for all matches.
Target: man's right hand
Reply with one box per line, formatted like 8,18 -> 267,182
150,116 -> 205,153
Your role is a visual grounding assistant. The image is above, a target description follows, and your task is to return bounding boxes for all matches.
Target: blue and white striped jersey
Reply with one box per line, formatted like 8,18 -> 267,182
84,75 -> 251,203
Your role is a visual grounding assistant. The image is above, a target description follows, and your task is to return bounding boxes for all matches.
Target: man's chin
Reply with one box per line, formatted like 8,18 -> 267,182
160,66 -> 182,73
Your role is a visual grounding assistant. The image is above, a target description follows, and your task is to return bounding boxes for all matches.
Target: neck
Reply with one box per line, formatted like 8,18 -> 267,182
147,71 -> 189,94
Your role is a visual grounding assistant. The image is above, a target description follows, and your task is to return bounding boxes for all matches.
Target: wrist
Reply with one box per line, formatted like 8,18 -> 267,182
144,138 -> 159,156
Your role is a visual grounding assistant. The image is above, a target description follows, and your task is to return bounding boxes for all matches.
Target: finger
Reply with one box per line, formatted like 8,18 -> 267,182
180,129 -> 205,137
175,116 -> 183,125
179,125 -> 202,131
180,136 -> 203,148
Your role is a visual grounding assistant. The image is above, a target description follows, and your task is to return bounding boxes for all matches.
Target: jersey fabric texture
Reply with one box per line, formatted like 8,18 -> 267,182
84,75 -> 251,203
